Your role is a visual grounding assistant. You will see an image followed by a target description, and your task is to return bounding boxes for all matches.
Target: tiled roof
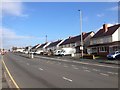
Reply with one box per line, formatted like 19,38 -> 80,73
31,44 -> 40,49
92,24 -> 120,38
59,31 -> 93,46
46,40 -> 62,48
37,43 -> 47,48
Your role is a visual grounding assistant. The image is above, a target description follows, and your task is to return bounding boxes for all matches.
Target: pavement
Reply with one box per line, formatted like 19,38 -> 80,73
3,52 -> 118,88
34,54 -> 120,65
15,52 -> 120,65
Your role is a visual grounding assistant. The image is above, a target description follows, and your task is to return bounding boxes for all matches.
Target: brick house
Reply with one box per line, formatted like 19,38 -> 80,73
88,24 -> 120,56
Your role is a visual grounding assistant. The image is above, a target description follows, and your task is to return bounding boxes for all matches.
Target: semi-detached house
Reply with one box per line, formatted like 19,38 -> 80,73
59,31 -> 94,55
88,24 -> 120,56
46,40 -> 65,51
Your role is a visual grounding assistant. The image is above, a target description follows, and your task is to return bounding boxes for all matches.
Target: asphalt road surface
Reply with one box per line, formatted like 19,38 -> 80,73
2,52 -> 119,88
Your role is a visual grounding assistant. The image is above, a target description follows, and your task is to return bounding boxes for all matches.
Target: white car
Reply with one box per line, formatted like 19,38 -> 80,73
107,51 -> 120,60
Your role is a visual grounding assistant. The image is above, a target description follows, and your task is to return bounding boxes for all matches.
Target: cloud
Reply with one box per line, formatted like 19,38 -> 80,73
0,27 -> 44,49
108,6 -> 120,11
97,13 -> 104,17
0,27 -> 33,39
1,0 -> 28,17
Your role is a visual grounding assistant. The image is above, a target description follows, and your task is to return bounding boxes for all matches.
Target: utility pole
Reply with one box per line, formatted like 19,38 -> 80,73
45,35 -> 47,43
78,10 -> 83,58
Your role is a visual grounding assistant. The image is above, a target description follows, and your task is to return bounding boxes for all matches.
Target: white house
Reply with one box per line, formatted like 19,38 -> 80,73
88,24 -> 120,56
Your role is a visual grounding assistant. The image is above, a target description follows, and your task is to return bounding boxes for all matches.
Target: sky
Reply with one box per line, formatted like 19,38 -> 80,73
0,1 -> 119,49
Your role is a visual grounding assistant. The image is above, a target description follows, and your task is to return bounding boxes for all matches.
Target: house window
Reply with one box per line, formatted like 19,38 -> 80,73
99,47 -> 107,52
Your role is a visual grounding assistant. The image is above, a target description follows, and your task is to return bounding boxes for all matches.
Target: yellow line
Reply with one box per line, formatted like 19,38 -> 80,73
2,59 -> 20,90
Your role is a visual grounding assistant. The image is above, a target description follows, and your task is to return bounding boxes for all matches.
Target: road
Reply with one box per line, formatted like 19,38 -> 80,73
2,52 -> 119,88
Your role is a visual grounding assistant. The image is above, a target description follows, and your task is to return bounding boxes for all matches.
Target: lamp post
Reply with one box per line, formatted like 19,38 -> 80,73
46,35 -> 47,43
78,10 -> 83,58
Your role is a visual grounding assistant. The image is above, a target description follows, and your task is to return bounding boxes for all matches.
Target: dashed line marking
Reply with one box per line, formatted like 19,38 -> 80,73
84,70 -> 91,72
63,65 -> 68,68
92,69 -> 100,72
62,77 -> 72,82
82,67 -> 88,69
100,73 -> 109,76
74,67 -> 79,69
38,68 -> 43,71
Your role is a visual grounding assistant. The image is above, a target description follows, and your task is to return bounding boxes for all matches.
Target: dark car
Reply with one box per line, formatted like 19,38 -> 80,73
107,51 -> 120,60
115,54 -> 120,60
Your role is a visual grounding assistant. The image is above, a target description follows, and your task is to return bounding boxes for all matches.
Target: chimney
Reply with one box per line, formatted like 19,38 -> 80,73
103,24 -> 108,32
82,32 -> 86,35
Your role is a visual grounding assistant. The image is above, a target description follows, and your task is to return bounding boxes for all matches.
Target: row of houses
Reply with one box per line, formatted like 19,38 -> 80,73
14,23 -> 120,57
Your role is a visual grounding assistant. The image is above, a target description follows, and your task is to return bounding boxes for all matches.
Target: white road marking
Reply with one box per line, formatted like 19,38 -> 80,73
64,66 -> 68,67
82,67 -> 88,69
72,65 -> 75,67
38,68 -> 43,71
74,67 -> 79,69
26,63 -> 29,65
100,73 -> 109,76
62,77 -> 72,82
84,70 -> 91,72
92,69 -> 100,72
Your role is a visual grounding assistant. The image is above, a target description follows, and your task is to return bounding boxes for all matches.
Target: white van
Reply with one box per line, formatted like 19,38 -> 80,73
61,48 -> 76,56
54,50 -> 62,56
34,50 -> 43,55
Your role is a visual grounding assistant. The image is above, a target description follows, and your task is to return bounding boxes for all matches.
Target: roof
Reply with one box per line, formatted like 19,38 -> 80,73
59,31 -> 93,46
92,24 -> 120,38
37,43 -> 47,49
46,40 -> 62,48
31,44 -> 40,49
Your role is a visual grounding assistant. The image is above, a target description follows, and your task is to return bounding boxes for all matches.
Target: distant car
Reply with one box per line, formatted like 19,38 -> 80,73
107,51 -> 120,60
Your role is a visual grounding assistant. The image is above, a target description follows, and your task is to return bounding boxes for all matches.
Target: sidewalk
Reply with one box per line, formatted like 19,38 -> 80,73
62,56 -> 120,65
39,55 -> 120,65
16,53 -> 120,65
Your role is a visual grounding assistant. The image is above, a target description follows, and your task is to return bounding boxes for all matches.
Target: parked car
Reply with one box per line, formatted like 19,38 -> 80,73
115,54 -> 120,60
54,50 -> 62,56
34,50 -> 43,55
60,48 -> 76,56
107,51 -> 120,60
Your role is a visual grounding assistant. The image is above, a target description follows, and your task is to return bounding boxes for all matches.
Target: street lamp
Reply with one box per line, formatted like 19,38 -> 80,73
78,10 -> 83,58
46,35 -> 47,43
